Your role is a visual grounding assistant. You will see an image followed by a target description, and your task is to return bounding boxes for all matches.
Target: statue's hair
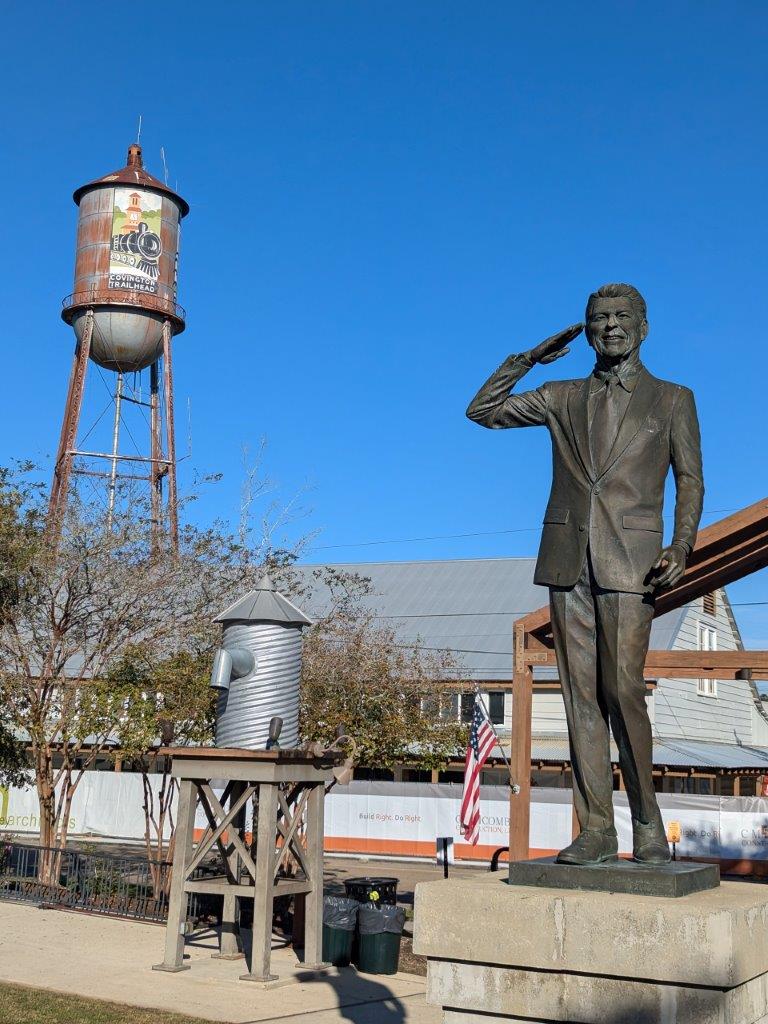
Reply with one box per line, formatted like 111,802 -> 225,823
586,283 -> 647,321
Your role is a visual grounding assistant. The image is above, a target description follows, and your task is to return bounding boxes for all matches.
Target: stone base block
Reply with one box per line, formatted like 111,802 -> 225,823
442,1014 -> 768,1024
430,960 -> 768,1024
414,876 -> 768,1024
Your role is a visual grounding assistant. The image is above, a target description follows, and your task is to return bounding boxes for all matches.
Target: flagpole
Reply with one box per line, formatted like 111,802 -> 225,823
474,685 -> 515,787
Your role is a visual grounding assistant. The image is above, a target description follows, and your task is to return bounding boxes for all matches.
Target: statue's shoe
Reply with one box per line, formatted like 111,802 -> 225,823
556,828 -> 618,866
633,819 -> 671,864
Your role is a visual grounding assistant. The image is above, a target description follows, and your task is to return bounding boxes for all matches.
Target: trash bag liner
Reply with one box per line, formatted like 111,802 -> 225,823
358,903 -> 406,935
322,895 -> 359,930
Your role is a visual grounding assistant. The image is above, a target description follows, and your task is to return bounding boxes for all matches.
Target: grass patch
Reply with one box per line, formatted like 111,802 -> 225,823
0,982 -> 212,1024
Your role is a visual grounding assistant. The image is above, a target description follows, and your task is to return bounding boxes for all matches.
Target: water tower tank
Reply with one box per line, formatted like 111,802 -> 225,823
210,577 -> 313,750
62,144 -> 189,373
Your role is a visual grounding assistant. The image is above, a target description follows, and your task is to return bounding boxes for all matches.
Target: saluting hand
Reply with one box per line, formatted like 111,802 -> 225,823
528,323 -> 584,365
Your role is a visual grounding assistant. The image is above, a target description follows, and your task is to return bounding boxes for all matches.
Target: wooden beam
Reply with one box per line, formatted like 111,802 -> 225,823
509,622 -> 533,861
505,648 -> 768,679
645,650 -> 768,678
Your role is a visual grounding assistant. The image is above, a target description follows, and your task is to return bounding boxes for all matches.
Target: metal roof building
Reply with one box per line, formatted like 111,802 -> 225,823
296,557 -> 768,783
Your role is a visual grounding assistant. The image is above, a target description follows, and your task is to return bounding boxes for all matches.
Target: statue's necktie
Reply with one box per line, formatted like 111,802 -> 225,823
590,378 -> 621,473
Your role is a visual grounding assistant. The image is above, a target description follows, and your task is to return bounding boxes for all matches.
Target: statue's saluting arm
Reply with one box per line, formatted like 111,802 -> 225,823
466,323 -> 584,428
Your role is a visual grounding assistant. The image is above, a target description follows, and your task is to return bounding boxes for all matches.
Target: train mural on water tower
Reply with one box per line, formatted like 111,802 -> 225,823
108,189 -> 164,293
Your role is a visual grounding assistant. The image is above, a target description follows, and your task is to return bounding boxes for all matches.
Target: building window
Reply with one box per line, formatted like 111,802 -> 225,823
488,692 -> 505,725
702,592 -> 717,616
440,693 -> 459,721
697,622 -> 718,697
460,693 -> 475,723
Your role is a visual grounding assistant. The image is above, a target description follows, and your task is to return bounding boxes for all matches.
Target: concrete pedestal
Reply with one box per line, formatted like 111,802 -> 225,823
414,874 -> 768,1024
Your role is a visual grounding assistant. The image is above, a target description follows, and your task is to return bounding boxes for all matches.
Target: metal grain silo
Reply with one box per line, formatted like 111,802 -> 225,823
62,143 -> 189,372
210,576 -> 313,750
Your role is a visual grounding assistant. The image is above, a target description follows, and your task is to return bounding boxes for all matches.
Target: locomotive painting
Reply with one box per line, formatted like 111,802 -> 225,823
108,187 -> 163,294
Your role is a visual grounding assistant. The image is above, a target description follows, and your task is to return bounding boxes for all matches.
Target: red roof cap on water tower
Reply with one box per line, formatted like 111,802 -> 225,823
72,143 -> 190,217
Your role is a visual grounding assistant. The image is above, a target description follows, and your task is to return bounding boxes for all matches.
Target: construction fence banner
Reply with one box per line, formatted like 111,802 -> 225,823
1,776 -> 768,872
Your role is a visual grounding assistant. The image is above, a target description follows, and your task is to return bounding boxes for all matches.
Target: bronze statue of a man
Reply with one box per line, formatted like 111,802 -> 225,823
467,283 -> 704,865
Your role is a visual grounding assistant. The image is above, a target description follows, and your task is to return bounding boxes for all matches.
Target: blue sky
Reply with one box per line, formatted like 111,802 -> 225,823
1,2 -> 767,644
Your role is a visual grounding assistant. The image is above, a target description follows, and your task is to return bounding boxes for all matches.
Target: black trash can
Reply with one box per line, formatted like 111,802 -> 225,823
355,902 -> 406,975
322,895 -> 359,967
344,876 -> 398,906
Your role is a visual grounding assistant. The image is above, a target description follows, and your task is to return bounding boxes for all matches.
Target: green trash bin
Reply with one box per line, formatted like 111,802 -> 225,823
355,902 -> 406,975
322,895 -> 359,967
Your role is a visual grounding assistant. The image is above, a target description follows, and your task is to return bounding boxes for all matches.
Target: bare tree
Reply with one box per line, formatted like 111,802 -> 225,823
107,648 -> 214,891
300,594 -> 468,772
0,472 -> 233,882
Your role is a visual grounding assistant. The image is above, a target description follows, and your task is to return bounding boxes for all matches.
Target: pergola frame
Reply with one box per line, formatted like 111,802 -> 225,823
508,497 -> 768,861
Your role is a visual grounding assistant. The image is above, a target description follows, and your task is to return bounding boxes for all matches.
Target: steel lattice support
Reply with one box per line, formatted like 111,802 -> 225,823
47,312 -> 179,555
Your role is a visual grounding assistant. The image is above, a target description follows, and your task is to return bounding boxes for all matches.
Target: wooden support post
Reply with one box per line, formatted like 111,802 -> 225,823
241,783 -> 279,985
153,778 -> 196,973
214,781 -> 246,960
302,782 -> 328,969
154,750 -> 336,989
509,622 -> 533,862
734,776 -> 741,797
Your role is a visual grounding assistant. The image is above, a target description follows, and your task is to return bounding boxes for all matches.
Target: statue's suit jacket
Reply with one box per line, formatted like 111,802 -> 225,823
466,354 -> 704,593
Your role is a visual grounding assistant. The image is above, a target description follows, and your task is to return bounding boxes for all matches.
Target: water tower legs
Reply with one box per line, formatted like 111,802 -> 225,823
48,309 -> 93,545
47,312 -> 179,555
162,319 -> 179,551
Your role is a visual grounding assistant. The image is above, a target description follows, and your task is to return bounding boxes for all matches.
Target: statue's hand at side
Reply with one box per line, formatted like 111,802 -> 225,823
527,323 -> 584,365
651,544 -> 688,590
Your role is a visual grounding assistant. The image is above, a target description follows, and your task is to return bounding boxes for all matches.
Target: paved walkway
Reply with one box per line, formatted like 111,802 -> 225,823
0,902 -> 439,1023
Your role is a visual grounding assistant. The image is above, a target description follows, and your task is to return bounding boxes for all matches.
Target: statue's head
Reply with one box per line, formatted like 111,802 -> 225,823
585,283 -> 648,361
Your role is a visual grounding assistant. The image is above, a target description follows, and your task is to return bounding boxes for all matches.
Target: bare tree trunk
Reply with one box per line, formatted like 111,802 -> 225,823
140,760 -> 179,895
34,746 -> 57,884
33,748 -> 85,885
53,776 -> 78,881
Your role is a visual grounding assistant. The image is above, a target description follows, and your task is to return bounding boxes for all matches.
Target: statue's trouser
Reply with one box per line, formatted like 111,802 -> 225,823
549,550 -> 660,833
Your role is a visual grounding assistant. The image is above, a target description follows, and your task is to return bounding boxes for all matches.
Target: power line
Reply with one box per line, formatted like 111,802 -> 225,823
372,610 -> 534,619
308,506 -> 751,553
364,602 -> 768,621
311,526 -> 540,551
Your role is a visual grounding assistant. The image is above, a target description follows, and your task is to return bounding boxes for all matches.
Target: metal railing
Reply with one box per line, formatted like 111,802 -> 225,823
61,290 -> 186,322
0,842 -> 210,924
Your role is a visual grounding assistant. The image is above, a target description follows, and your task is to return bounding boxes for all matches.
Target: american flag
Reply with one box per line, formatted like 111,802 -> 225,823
459,694 -> 496,845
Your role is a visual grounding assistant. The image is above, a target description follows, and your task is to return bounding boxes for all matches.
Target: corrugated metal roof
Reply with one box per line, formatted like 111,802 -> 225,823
214,574 -> 312,626
295,558 -> 686,681
524,735 -> 768,770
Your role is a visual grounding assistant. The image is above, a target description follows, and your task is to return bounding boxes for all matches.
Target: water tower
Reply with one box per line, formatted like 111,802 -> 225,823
48,142 -> 189,550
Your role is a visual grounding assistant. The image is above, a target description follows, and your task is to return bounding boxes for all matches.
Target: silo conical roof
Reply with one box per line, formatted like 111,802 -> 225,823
214,575 -> 313,626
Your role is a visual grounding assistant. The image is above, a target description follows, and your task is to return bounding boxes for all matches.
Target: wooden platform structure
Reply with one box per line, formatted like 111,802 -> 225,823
153,747 -> 340,986
509,497 -> 768,861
